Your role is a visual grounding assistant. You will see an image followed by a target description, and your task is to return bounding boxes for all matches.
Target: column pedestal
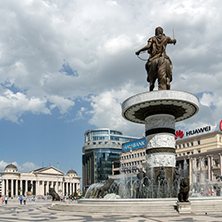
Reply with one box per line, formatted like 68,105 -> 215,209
122,90 -> 199,197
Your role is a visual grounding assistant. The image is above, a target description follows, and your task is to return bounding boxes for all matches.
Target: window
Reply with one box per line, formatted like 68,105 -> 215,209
179,154 -> 181,156
183,153 -> 185,156
175,145 -> 177,149
187,152 -> 190,155
198,150 -> 201,153
191,152 -> 194,154
191,142 -> 193,146
183,144 -> 185,148
137,153 -> 139,157
198,140 -> 200,145
187,143 -> 189,147
179,145 -> 181,149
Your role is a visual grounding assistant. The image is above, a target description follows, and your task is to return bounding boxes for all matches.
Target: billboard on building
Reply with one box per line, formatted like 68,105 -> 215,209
122,138 -> 146,152
175,120 -> 222,140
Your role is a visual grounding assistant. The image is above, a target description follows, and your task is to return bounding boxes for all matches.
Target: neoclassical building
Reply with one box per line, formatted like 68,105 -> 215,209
0,164 -> 81,197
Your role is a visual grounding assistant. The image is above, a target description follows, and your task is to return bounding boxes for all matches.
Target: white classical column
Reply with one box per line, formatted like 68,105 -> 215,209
20,180 -> 23,195
25,180 -> 28,195
2,179 -> 5,196
66,182 -> 68,196
210,155 -> 214,180
11,180 -> 14,197
192,158 -> 196,184
69,183 -> 71,195
199,157 -> 203,184
15,180 -> 18,197
6,179 -> 8,196
55,182 -> 58,193
219,153 -> 222,176
189,158 -> 193,185
45,181 -> 48,195
62,182 -> 65,196
207,155 -> 211,180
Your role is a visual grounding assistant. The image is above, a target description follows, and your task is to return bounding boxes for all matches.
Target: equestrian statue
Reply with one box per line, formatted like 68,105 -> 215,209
136,27 -> 176,91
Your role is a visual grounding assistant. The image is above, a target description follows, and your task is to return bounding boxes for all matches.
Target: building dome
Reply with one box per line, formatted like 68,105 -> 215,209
67,169 -> 77,176
4,163 -> 18,172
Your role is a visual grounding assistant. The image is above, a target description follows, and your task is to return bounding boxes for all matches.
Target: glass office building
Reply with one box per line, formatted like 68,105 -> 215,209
82,128 -> 139,191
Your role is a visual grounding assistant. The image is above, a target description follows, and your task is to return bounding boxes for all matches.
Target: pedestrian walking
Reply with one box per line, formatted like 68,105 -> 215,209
19,195 -> 23,205
1,196 -> 4,204
4,196 -> 8,204
23,196 -> 27,205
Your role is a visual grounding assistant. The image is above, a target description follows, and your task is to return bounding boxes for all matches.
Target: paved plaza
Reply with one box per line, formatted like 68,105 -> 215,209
0,200 -> 222,221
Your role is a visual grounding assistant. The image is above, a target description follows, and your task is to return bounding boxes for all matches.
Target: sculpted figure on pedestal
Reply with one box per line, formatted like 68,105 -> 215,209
178,178 -> 190,202
136,27 -> 176,91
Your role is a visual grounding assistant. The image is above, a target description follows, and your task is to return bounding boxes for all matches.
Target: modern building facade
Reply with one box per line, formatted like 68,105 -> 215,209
175,128 -> 222,185
0,164 -> 81,197
82,128 -> 139,190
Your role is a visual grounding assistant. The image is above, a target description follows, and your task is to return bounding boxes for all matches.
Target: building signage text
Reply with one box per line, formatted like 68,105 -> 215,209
122,138 -> 146,152
186,126 -> 211,137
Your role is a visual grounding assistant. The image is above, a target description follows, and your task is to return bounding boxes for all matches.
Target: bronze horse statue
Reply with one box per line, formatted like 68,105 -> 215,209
136,27 -> 176,91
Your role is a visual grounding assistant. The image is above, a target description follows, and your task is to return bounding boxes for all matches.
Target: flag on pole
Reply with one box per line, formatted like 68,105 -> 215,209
11,158 -> 13,163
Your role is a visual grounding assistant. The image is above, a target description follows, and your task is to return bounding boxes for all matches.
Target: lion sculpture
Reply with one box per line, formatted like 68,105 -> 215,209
178,178 -> 190,202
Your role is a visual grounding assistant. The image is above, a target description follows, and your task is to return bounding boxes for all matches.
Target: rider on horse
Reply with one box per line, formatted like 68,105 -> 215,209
136,27 -> 176,91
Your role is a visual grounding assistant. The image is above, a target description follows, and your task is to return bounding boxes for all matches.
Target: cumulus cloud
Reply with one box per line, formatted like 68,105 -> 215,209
88,82 -> 144,136
0,160 -> 8,171
0,89 -> 50,122
0,160 -> 39,173
0,0 -> 221,134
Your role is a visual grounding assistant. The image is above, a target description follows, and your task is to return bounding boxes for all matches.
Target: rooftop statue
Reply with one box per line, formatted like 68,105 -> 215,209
135,27 -> 176,91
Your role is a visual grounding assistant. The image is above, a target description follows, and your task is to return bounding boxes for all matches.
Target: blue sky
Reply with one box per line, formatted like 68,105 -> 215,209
0,0 -> 222,181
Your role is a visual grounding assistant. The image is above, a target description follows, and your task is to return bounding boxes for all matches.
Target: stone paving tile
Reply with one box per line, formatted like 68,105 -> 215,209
0,201 -> 222,222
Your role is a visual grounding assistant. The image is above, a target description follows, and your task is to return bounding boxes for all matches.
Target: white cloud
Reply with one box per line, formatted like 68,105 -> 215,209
0,160 -> 8,171
88,82 -> 144,136
0,160 -> 39,173
0,89 -> 50,122
0,0 -> 221,134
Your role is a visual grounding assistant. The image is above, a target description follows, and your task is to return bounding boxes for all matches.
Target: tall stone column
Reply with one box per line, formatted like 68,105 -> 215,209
219,153 -> 222,176
15,180 -> 18,197
25,180 -> 28,195
6,179 -> 8,196
20,180 -> 23,195
207,155 -> 211,180
2,179 -> 5,196
122,90 -> 199,189
210,155 -> 214,180
66,183 -> 68,196
145,114 -> 176,184
11,180 -> 14,197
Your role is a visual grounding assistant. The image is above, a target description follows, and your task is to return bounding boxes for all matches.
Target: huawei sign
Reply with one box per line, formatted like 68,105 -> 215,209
220,120 -> 222,131
175,130 -> 184,140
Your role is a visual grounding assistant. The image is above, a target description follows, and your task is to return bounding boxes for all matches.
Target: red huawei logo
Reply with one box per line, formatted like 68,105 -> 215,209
175,130 -> 184,140
220,120 -> 222,131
